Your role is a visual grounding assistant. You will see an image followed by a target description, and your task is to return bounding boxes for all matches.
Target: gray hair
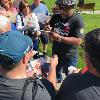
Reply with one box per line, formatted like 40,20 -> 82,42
0,15 -> 11,34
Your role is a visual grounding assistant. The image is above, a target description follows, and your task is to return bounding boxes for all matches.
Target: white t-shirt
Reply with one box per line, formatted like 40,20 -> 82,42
16,13 -> 40,33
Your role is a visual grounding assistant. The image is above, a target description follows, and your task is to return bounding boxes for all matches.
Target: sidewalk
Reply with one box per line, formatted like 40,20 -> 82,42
79,10 -> 100,14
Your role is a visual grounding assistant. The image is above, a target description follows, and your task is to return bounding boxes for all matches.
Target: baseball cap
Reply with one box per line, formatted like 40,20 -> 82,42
0,30 -> 33,64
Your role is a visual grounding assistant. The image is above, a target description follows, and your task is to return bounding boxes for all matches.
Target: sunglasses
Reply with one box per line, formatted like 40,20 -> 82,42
59,5 -> 74,12
24,6 -> 29,8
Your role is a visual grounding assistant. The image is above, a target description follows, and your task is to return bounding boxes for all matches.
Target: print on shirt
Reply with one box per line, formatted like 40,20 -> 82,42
54,22 -> 70,36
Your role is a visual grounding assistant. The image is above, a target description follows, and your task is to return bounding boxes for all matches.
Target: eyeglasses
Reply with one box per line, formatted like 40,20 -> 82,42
59,6 -> 71,12
24,6 -> 29,9
59,6 -> 73,12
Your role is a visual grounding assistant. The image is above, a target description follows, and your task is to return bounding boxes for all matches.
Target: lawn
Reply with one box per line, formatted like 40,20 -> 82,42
28,0 -> 100,70
82,14 -> 100,33
78,14 -> 100,69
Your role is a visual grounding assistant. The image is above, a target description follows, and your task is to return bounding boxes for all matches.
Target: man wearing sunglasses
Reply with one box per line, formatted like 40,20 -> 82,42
45,0 -> 84,83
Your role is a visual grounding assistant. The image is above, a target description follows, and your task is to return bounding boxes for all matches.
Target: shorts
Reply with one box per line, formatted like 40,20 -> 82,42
40,32 -> 49,44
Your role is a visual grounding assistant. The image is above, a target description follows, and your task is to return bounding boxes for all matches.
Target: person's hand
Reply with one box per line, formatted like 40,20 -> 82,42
50,55 -> 58,70
68,66 -> 81,74
30,50 -> 38,59
43,23 -> 52,32
50,32 -> 61,41
34,31 -> 41,37
26,60 -> 42,77
27,21 -> 32,26
32,60 -> 42,76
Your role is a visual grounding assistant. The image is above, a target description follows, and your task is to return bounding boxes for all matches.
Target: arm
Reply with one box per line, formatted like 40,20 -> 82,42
31,13 -> 41,37
44,23 -> 83,46
31,13 -> 40,31
50,32 -> 83,46
45,5 -> 49,16
61,36 -> 82,45
49,14 -> 84,46
16,14 -> 27,32
47,55 -> 58,89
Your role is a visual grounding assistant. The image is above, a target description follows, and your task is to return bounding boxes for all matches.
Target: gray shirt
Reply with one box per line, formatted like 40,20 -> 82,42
0,75 -> 56,100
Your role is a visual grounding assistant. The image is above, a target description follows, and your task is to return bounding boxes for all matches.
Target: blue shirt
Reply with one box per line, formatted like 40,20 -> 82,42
31,3 -> 49,16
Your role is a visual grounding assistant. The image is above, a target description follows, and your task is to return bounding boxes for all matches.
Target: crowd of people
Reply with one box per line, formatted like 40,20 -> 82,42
0,0 -> 100,100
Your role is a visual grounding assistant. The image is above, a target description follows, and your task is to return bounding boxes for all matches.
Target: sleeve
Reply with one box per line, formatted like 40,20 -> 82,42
56,74 -> 81,100
72,15 -> 84,38
41,79 -> 56,100
31,13 -> 40,32
45,5 -> 49,16
16,14 -> 27,32
56,78 -> 69,100
49,15 -> 56,30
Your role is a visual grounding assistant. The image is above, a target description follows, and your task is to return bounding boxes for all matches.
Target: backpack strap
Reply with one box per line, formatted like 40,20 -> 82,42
18,13 -> 26,34
21,77 -> 38,100
18,13 -> 24,26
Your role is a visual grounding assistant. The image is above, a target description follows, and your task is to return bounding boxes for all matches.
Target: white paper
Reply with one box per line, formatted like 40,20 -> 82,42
37,13 -> 50,24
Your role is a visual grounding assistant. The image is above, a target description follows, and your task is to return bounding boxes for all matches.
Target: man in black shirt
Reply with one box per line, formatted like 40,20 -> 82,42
56,28 -> 100,100
45,0 -> 84,82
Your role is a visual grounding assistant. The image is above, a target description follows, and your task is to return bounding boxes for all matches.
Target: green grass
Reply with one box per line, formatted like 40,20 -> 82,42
82,14 -> 100,33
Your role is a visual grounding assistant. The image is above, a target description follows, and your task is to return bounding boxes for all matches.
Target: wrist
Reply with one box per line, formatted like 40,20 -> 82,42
49,66 -> 56,71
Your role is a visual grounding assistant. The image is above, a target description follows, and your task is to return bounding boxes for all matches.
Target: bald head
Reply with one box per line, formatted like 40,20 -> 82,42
0,15 -> 11,34
0,7 -> 11,33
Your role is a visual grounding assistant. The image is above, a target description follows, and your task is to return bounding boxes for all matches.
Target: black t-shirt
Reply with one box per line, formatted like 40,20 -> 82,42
56,71 -> 100,100
49,13 -> 84,51
0,76 -> 56,100
49,14 -> 84,65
